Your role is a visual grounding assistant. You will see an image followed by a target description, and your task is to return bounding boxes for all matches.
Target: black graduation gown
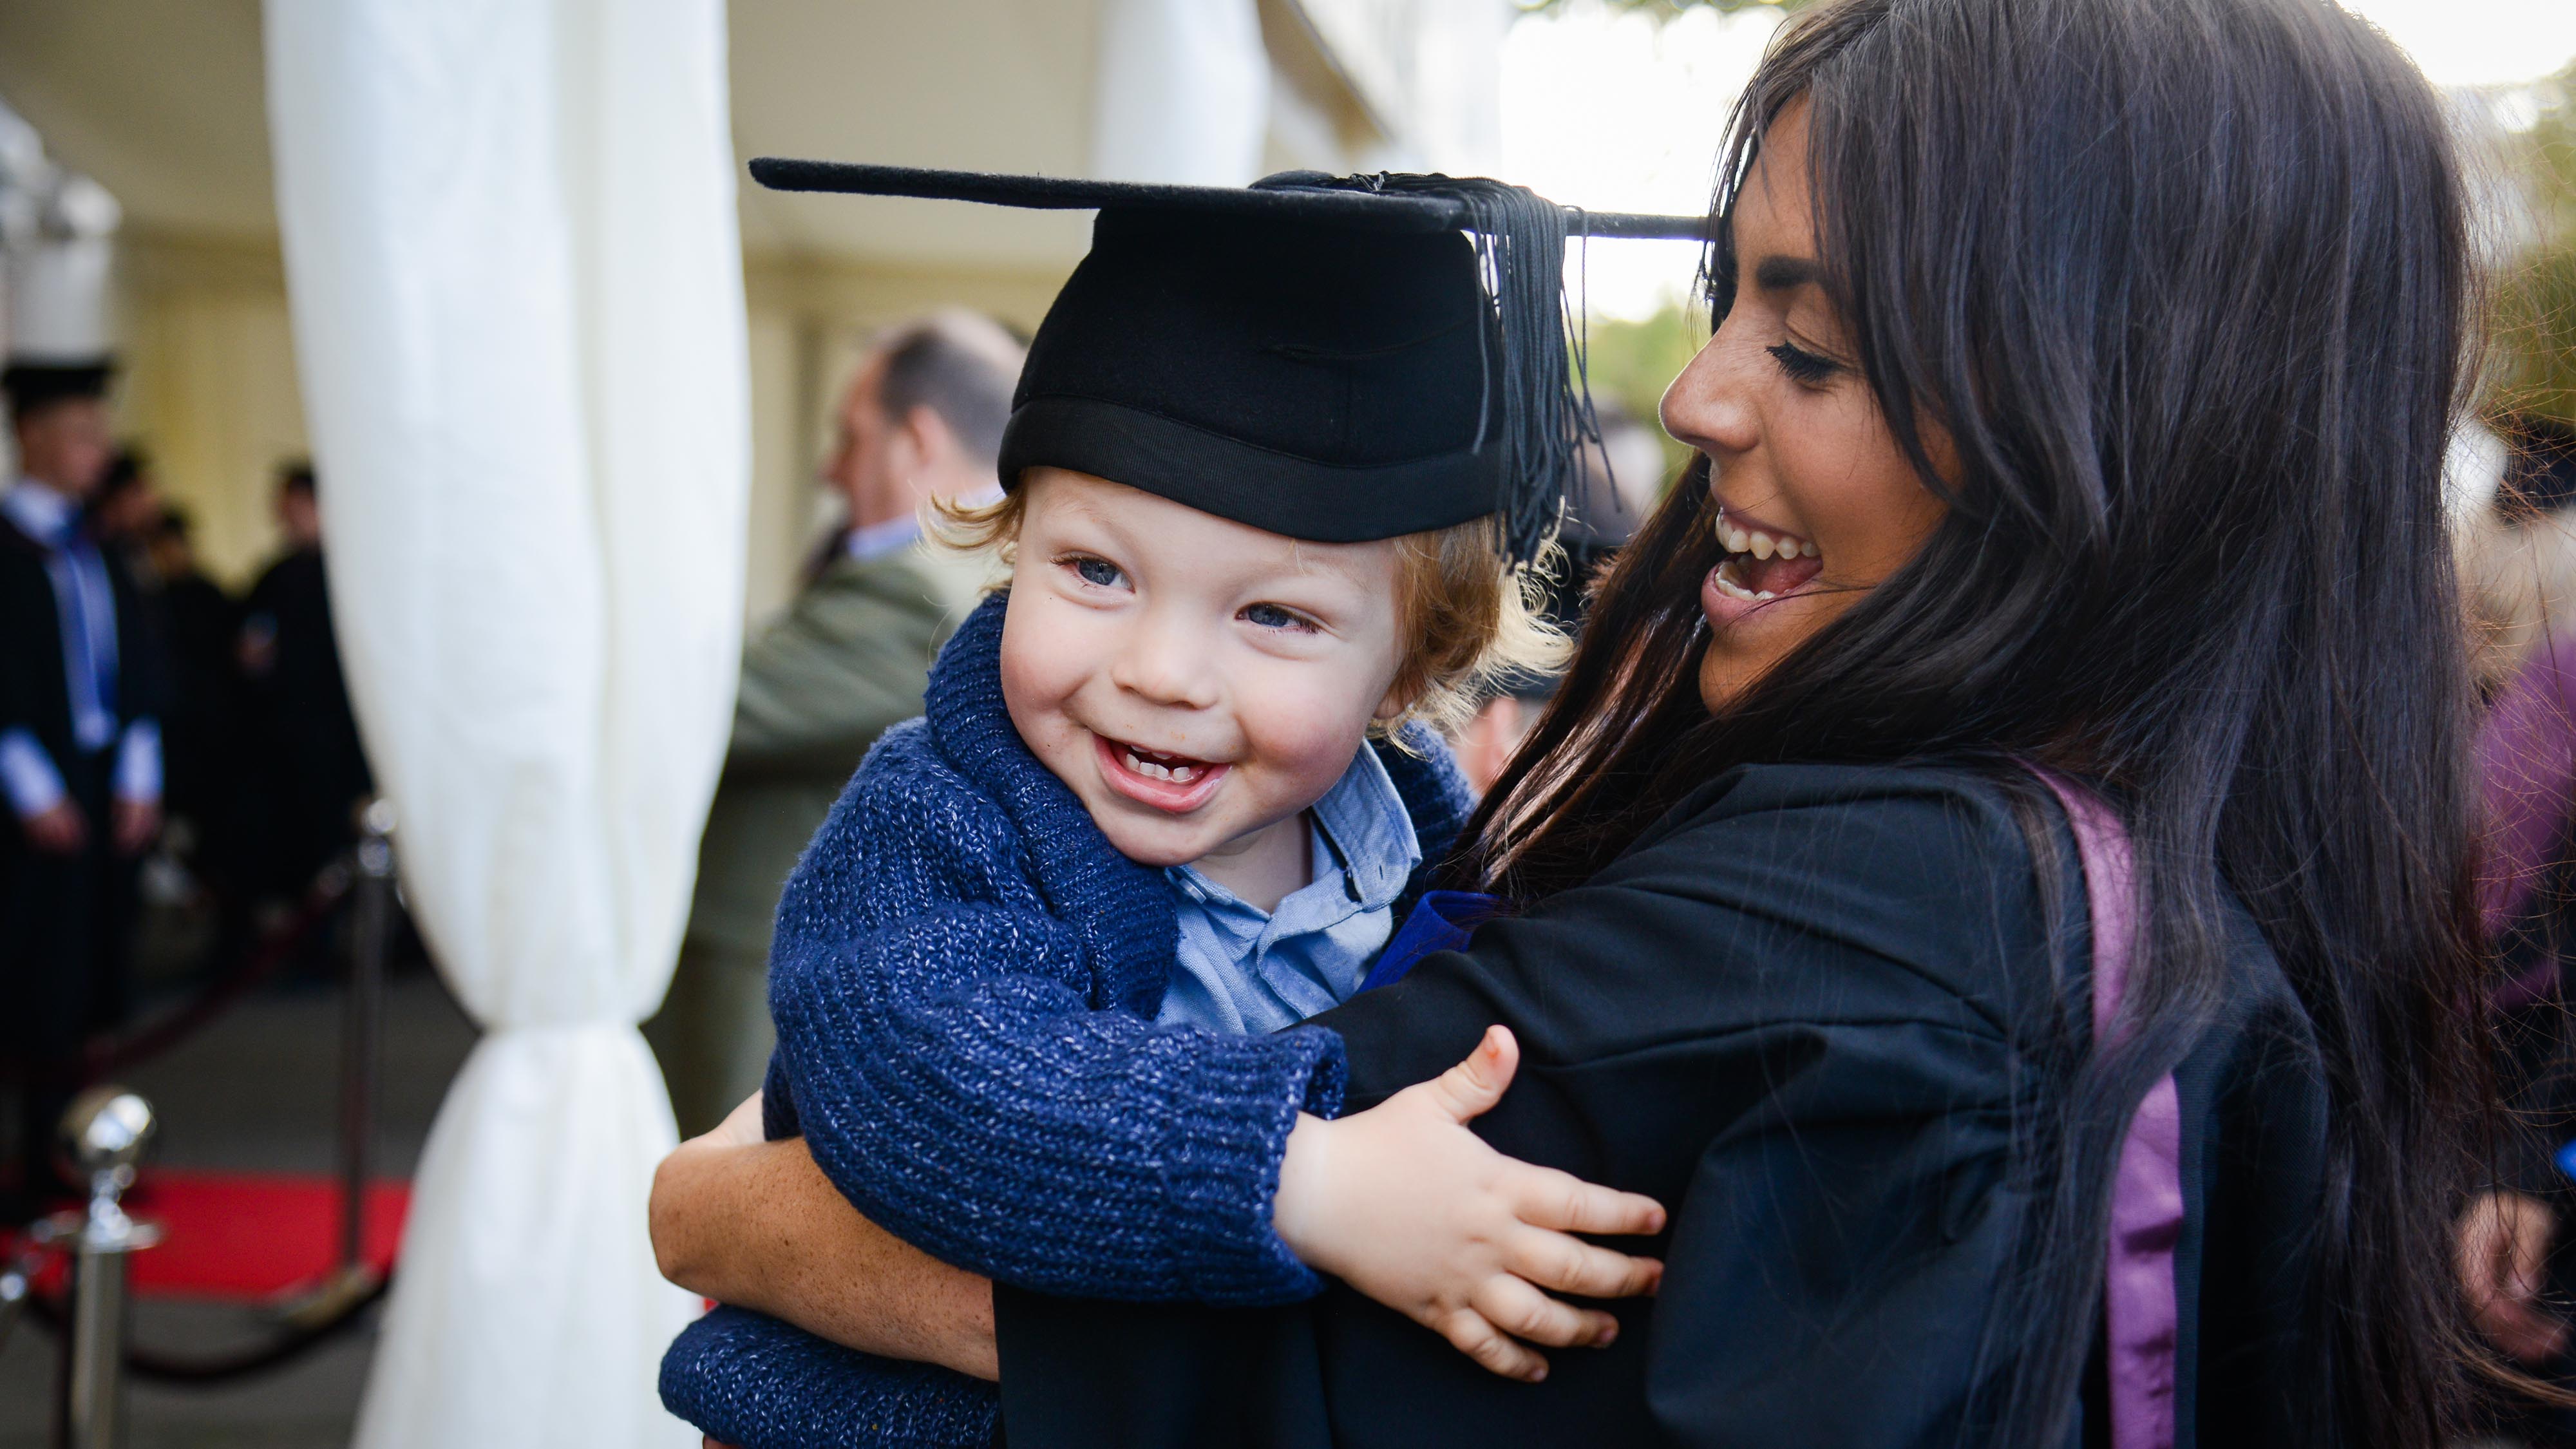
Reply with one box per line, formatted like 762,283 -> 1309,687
237,547 -> 371,896
0,514 -> 173,820
994,763 -> 2329,1449
152,568 -> 243,851
0,511 -> 173,1196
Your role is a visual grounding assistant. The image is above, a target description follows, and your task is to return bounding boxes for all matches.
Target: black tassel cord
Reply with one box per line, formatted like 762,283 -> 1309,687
1336,175 -> 1609,566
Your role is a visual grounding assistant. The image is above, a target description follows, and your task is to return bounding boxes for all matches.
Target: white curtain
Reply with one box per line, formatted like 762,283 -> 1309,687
1090,0 -> 1271,185
263,2 -> 748,1444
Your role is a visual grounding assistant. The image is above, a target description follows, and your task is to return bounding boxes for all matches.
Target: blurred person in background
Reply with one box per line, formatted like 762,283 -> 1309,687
86,446 -> 163,583
645,310 -> 1020,1136
1454,402 -> 1667,790
0,359 -> 169,1211
2454,412 -> 2576,1444
236,461 -> 370,914
144,505 -> 242,901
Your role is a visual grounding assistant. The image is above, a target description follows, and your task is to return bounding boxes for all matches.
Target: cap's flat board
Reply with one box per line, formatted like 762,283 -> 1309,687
748,159 -> 1710,242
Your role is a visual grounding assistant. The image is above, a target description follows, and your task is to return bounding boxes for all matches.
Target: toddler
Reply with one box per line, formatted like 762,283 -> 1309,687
659,168 -> 1670,1449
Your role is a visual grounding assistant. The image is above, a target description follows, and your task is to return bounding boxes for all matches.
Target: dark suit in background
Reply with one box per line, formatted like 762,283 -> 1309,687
0,493 -> 171,1198
236,544 -> 371,900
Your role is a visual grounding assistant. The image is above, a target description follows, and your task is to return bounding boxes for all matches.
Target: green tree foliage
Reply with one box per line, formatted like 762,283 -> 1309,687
2497,62 -> 2576,426
1582,303 -> 1708,481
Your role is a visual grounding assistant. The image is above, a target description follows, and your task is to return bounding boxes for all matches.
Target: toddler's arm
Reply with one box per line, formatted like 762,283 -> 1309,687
661,1034 -> 1663,1390
770,753 -> 1658,1365
767,761 -> 1345,1306
772,900 -> 1342,1305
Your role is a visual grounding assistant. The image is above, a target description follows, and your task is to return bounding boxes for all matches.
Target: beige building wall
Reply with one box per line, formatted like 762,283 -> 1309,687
115,231 -> 307,587
106,233 -> 1069,619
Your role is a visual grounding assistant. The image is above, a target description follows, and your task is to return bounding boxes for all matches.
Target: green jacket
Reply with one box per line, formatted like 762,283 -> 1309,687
684,546 -> 987,958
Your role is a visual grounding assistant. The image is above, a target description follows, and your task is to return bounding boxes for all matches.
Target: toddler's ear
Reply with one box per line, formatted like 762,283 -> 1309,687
1373,678 -> 1421,724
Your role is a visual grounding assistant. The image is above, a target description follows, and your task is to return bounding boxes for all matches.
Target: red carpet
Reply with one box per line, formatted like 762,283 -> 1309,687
10,1169 -> 408,1302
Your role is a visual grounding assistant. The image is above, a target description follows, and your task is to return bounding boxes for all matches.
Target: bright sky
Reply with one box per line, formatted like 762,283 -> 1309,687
1499,0 -> 2576,319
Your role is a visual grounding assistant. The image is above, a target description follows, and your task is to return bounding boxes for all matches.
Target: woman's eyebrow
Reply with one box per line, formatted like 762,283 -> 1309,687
1751,254 -> 1821,292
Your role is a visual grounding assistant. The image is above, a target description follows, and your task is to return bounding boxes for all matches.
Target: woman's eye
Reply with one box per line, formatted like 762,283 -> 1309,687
1242,602 -> 1314,632
1069,556 -> 1124,588
1765,340 -> 1839,385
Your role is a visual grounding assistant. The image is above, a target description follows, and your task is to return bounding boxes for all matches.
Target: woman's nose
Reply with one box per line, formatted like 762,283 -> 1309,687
1660,333 -> 1758,461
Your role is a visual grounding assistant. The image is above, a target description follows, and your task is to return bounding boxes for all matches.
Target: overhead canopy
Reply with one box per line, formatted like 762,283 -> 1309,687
0,0 -> 1427,271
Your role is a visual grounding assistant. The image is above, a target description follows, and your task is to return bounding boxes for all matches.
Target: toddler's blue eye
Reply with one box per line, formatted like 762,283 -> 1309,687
1072,556 -> 1123,588
1242,603 -> 1311,631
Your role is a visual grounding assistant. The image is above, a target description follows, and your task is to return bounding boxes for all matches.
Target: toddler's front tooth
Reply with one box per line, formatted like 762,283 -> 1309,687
1751,533 -> 1775,560
1170,766 -> 1197,783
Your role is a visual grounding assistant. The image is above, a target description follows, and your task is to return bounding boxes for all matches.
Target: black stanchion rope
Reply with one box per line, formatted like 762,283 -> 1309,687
19,1266 -> 393,1383
0,851 -> 359,1088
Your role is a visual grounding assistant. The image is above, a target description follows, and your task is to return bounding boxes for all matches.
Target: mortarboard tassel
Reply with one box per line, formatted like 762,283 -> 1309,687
1290,173 -> 1607,567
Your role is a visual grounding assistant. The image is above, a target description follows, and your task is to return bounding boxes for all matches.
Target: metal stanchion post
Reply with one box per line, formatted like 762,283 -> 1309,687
339,800 -> 395,1276
0,1236 -> 35,1352
39,1088 -> 160,1449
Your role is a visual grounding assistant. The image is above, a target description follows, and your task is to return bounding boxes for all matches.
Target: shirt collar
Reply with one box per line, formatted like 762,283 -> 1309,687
3,480 -> 78,545
846,486 -> 1003,566
1306,741 -> 1421,909
844,513 -> 924,564
1170,741 -> 1421,921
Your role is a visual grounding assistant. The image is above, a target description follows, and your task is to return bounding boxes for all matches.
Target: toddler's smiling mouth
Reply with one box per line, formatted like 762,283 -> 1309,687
1092,732 -> 1232,813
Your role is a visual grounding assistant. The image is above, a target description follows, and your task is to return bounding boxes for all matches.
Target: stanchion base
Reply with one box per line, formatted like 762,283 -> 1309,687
269,1261 -> 386,1331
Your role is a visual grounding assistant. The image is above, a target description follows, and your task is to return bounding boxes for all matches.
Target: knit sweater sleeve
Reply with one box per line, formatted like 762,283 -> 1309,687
767,745 -> 1345,1306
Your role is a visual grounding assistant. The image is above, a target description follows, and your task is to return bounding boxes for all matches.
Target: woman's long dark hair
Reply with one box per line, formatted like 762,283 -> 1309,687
1462,0 -> 2492,1443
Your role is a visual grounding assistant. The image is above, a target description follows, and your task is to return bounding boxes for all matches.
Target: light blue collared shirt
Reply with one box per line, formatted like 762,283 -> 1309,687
844,488 -> 1003,565
844,513 -> 924,564
1155,746 -> 1419,1037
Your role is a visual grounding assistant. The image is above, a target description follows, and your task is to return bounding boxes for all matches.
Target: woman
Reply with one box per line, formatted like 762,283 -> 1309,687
657,0 -> 2494,1441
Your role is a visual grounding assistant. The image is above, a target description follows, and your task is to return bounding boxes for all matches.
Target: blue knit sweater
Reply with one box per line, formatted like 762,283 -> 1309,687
660,592 -> 1475,1449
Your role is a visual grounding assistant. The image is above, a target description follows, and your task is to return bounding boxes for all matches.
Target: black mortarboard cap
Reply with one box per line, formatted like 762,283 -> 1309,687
2,357 -> 115,421
750,161 -> 1707,564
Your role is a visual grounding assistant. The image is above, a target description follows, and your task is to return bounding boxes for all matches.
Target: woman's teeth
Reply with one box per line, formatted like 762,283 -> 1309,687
1716,516 -> 1819,560
1122,745 -> 1202,783
1712,509 -> 1825,603
1711,568 -> 1773,603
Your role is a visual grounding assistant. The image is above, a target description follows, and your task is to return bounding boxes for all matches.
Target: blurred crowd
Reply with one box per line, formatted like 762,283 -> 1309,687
0,362 -> 372,1215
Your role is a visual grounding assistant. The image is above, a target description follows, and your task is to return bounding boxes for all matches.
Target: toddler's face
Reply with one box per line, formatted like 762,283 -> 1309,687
999,469 -> 1410,869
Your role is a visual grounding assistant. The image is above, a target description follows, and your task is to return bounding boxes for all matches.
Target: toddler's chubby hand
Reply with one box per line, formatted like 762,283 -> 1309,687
1269,1025 -> 1665,1383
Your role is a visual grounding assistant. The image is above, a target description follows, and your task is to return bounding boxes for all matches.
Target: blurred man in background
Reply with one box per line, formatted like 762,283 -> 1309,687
146,505 -> 242,904
237,462 -> 370,914
87,447 -> 163,582
0,359 -> 169,1210
647,310 -> 1021,1135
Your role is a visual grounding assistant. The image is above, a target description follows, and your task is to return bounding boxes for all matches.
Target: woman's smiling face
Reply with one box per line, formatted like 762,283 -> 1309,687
1660,102 -> 1951,714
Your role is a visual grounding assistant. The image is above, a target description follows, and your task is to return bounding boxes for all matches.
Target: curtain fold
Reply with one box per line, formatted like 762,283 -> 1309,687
263,1 -> 747,1442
